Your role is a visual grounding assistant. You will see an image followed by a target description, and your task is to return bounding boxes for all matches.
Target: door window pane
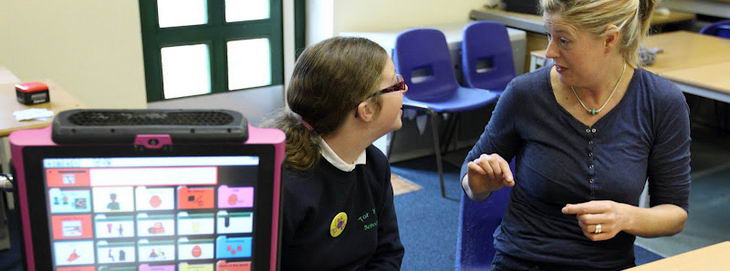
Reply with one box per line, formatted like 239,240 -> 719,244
227,38 -> 271,90
161,44 -> 211,99
158,0 -> 208,28
225,0 -> 269,22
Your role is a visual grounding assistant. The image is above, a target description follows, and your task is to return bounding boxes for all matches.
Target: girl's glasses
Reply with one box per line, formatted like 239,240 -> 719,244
366,74 -> 407,99
355,74 -> 407,118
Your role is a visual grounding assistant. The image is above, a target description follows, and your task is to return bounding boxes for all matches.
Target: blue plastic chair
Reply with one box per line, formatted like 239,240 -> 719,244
391,28 -> 498,198
700,19 -> 730,39
461,21 -> 516,95
455,164 -> 513,271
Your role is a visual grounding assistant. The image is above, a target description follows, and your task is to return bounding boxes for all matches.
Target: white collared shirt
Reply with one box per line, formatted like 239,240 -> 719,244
318,137 -> 366,172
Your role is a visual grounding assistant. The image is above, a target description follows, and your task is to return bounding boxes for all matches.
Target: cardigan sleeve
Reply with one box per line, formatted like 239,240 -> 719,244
460,77 -> 525,181
646,80 -> 692,211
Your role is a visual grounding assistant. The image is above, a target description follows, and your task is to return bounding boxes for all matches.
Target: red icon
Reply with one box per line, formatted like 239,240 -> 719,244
227,244 -> 243,255
67,249 -> 80,262
148,222 -> 165,234
228,194 -> 238,206
149,195 -> 162,208
192,245 -> 202,258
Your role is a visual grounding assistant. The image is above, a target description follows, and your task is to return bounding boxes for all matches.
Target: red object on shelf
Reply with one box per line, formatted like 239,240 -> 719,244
15,81 -> 50,105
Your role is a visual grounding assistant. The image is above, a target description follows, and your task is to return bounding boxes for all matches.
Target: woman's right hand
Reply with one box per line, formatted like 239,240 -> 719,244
467,153 -> 515,195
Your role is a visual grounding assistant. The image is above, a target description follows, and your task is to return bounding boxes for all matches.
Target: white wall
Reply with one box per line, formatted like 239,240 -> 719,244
0,0 -> 147,109
307,0 -> 486,45
0,0 -> 290,122
0,0 -> 482,125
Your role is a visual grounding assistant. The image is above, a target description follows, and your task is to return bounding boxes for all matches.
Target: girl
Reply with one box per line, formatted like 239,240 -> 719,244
265,36 -> 406,271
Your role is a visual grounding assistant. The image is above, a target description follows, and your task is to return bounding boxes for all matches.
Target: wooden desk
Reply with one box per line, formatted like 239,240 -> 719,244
0,81 -> 84,179
528,31 -> 730,103
661,62 -> 730,103
625,241 -> 730,270
530,31 -> 730,72
0,82 -> 84,137
469,8 -> 696,35
470,8 -> 697,73
642,31 -> 730,74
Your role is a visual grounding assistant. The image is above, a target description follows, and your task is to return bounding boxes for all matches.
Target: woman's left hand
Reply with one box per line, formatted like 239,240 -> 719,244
561,200 -> 628,241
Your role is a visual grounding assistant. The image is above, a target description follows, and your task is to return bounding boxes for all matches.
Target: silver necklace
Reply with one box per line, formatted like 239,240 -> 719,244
570,63 -> 627,116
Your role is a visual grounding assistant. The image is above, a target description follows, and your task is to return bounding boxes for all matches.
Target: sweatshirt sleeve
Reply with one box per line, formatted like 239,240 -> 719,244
363,152 -> 404,270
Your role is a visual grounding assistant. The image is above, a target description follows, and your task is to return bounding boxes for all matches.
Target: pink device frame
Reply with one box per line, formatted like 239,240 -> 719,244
9,125 -> 285,271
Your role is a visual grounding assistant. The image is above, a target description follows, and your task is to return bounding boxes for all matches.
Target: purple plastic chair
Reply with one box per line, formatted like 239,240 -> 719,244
392,28 -> 498,198
461,21 -> 516,95
700,19 -> 730,39
455,162 -> 513,271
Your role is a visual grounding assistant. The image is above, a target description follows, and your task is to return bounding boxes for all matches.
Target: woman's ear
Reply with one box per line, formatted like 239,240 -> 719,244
356,101 -> 376,122
603,25 -> 620,53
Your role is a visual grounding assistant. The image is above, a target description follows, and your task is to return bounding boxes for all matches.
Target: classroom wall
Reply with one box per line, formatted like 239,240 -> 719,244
305,0 -> 490,161
0,0 -> 484,128
0,0 -> 147,109
0,0 -> 295,125
307,0 -> 486,45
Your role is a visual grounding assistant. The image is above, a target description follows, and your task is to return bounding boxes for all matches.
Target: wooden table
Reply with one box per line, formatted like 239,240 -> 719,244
661,62 -> 730,103
528,31 -> 730,103
643,31 -> 730,103
0,68 -> 84,254
0,82 -> 84,137
470,8 -> 696,34
0,79 -> 85,178
641,31 -> 730,74
625,241 -> 730,270
471,8 -> 697,73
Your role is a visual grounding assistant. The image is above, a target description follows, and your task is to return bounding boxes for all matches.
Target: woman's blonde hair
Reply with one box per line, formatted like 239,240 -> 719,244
262,37 -> 388,171
540,0 -> 656,67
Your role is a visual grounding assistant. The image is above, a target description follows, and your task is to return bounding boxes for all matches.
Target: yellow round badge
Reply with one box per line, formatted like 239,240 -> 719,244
330,212 -> 348,238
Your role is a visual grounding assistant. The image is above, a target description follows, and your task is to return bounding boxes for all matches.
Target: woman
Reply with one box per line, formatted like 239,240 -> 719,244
461,0 -> 690,270
264,37 -> 406,270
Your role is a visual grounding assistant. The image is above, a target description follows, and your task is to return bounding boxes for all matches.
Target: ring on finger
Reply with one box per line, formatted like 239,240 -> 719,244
594,224 -> 602,234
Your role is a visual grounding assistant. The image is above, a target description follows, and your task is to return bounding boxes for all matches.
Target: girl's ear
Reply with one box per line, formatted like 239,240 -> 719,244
356,101 -> 376,122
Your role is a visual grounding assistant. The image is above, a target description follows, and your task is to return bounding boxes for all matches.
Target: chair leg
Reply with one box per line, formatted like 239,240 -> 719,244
452,114 -> 461,152
440,113 -> 460,154
429,110 -> 447,198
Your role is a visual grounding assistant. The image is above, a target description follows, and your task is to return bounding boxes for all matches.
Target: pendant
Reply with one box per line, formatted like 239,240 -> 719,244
589,109 -> 598,115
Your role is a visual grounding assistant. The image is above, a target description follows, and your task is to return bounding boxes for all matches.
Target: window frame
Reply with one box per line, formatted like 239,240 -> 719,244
139,0 -> 283,102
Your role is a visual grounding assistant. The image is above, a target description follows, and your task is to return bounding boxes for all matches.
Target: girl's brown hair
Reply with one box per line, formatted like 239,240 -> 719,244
262,37 -> 388,171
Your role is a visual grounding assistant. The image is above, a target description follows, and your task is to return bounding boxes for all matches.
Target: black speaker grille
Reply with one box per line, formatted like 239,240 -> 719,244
67,111 -> 234,126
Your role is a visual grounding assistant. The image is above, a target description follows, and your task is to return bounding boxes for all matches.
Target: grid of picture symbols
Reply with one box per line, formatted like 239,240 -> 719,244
45,161 -> 256,271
